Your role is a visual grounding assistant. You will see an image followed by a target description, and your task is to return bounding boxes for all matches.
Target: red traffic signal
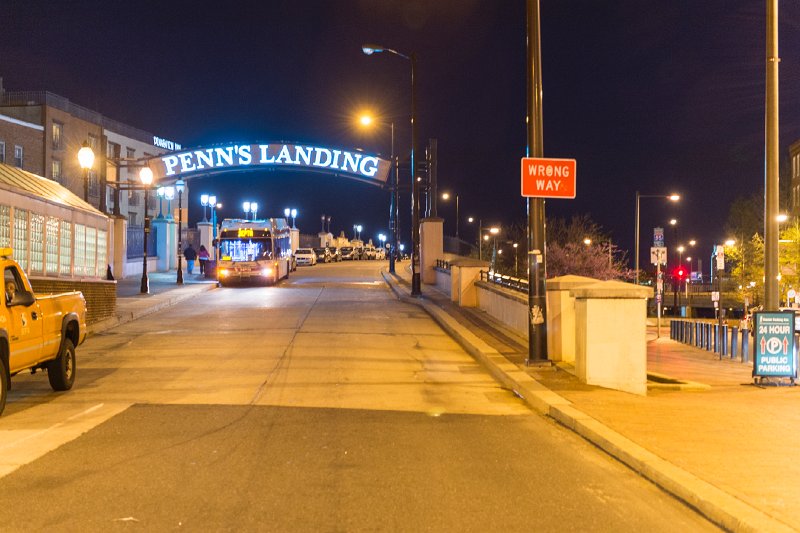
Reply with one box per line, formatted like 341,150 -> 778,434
674,267 -> 686,280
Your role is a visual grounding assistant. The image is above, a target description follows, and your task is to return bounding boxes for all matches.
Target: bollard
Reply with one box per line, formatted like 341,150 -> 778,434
721,325 -> 728,357
713,324 -> 719,355
670,320 -> 675,340
731,326 -> 738,360
742,330 -> 750,363
705,323 -> 712,351
695,322 -> 701,347
681,321 -> 687,343
688,321 -> 694,345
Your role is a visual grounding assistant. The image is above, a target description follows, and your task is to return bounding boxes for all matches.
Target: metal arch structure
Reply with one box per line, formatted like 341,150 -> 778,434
139,142 -> 392,187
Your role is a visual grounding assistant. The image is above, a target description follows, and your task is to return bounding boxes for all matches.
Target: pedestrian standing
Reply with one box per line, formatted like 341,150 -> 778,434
184,244 -> 198,275
198,245 -> 210,275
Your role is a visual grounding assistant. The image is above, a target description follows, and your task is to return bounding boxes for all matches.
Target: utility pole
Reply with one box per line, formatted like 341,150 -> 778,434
526,0 -> 547,363
765,0 -> 780,309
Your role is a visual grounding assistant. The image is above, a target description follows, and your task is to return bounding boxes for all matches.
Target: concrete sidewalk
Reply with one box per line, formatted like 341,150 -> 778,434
383,266 -> 799,533
87,270 -> 217,336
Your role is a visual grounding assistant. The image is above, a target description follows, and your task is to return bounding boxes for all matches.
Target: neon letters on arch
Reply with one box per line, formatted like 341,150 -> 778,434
150,143 -> 391,185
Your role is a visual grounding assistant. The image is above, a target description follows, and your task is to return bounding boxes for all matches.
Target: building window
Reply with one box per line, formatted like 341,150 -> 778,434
126,147 -> 135,159
98,229 -> 107,277
52,121 -> 64,150
60,221 -> 72,276
0,205 -> 9,248
13,208 -> 28,271
0,141 -> 5,164
46,216 -> 59,275
14,145 -> 23,168
52,159 -> 62,183
29,213 -> 44,274
88,170 -> 99,196
85,226 -> 97,277
74,224 -> 85,277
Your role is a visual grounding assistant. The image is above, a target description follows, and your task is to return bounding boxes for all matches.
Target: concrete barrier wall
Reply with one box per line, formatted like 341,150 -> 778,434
434,268 -> 451,296
475,281 -> 528,338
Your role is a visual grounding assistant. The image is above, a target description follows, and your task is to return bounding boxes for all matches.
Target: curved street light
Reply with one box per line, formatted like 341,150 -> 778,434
363,42 -> 419,295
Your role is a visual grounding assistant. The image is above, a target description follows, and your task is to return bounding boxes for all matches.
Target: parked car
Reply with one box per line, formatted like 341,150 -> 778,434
375,247 -> 386,260
363,244 -> 377,260
1,248 -> 86,414
295,248 -> 317,266
329,247 -> 342,262
313,247 -> 331,263
340,246 -> 357,260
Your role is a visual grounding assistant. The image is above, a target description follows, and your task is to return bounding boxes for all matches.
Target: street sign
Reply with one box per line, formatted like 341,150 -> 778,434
753,311 -> 797,380
653,227 -> 664,247
650,246 -> 667,266
520,157 -> 576,198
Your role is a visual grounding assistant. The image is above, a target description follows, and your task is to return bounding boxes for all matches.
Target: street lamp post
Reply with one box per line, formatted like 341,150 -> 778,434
441,192 -> 460,241
363,43 -> 419,295
513,243 -> 519,277
358,114 -> 398,274
176,180 -> 185,284
634,192 -> 681,285
77,141 -> 95,203
201,194 -> 210,222
139,167 -> 154,294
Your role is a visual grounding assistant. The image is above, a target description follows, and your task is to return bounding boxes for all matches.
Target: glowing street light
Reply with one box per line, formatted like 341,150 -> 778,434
139,167 -> 154,294
77,141 -> 95,202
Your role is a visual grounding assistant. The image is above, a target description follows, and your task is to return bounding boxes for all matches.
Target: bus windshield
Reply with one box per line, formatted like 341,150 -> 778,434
219,238 -> 273,262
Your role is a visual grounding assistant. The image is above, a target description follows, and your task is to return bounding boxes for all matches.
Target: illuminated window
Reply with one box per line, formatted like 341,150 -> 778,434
97,229 -> 107,277
13,208 -> 28,270
59,221 -> 72,275
85,226 -> 96,277
0,205 -> 9,247
52,159 -> 62,183
52,121 -> 63,150
46,217 -> 59,275
29,213 -> 44,273
74,224 -> 85,277
14,145 -> 23,168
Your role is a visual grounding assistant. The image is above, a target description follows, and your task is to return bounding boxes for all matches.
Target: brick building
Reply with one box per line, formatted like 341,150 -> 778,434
0,78 -> 186,279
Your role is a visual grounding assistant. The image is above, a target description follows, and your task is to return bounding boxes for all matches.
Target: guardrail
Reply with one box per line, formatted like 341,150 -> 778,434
480,270 -> 529,293
435,259 -> 451,270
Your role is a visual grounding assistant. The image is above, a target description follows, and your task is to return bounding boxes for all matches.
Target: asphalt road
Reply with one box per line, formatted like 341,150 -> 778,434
0,262 -> 717,531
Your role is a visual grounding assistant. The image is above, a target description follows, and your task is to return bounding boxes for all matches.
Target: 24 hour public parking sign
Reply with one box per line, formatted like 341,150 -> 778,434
753,311 -> 798,380
521,157 -> 577,198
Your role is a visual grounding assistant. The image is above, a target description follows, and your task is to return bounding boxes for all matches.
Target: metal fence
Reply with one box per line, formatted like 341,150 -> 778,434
126,225 -> 158,259
480,270 -> 528,293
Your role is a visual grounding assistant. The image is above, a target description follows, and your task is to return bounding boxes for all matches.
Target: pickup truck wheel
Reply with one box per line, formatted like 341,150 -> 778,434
47,339 -> 76,391
0,357 -> 7,415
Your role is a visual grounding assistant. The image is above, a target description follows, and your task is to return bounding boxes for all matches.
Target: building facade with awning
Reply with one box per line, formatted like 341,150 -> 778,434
0,161 -> 115,323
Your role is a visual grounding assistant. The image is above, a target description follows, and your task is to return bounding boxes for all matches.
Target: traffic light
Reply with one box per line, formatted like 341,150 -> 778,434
675,267 -> 686,281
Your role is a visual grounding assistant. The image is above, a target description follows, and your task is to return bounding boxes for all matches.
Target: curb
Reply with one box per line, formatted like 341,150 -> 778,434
86,283 -> 217,337
381,270 -> 794,533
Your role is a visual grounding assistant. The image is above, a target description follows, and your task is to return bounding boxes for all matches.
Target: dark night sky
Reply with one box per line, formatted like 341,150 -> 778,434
3,1 -> 800,267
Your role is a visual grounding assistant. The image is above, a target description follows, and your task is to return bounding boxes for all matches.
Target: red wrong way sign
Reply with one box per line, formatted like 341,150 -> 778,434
521,157 -> 576,198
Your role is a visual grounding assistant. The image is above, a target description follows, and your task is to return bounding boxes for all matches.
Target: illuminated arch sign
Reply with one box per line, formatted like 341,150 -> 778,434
149,143 -> 391,185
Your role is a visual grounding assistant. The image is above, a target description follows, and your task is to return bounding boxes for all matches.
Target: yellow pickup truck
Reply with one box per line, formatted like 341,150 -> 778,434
1,248 -> 87,415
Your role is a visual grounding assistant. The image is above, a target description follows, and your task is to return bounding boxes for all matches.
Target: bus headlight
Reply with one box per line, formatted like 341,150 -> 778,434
261,268 -> 273,277
219,268 -> 230,277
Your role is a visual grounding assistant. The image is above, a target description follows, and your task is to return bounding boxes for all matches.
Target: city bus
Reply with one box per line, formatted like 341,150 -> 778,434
216,218 -> 292,286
